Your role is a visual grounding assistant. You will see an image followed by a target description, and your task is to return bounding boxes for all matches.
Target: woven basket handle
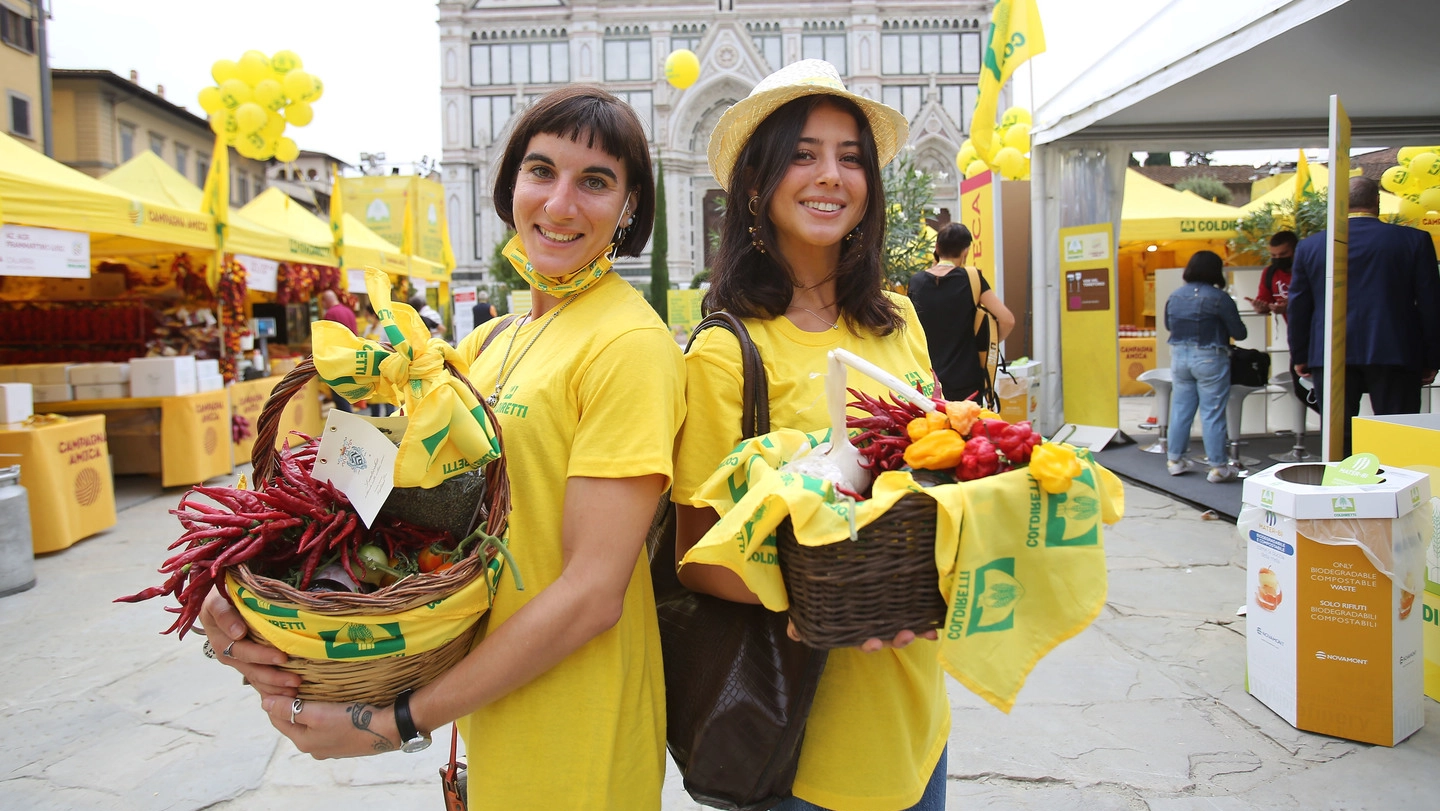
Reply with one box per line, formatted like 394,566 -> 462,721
249,355 -> 511,538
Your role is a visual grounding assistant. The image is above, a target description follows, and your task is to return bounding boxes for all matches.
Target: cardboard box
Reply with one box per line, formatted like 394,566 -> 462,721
195,358 -> 220,379
90,272 -> 127,298
1242,462 -> 1430,746
1353,413 -> 1440,702
39,277 -> 93,300
73,383 -> 130,400
128,356 -> 197,398
0,382 -> 33,423
0,367 -> 16,382
196,375 -> 224,393
996,360 -> 1042,431
11,364 -> 72,385
68,363 -> 130,386
32,384 -> 74,403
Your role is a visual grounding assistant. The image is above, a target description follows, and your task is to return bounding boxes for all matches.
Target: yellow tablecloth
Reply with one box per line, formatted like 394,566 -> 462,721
0,415 -> 117,553
230,376 -> 324,465
1119,337 -> 1157,396
46,390 -> 234,486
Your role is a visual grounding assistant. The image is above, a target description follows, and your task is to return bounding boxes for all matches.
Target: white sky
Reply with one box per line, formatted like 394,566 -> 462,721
44,0 -> 1303,171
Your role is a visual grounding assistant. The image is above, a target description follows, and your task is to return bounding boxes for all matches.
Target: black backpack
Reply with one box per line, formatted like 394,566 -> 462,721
1230,346 -> 1270,387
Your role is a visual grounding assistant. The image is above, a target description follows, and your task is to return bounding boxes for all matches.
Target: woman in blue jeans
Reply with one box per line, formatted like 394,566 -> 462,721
1165,250 -> 1247,483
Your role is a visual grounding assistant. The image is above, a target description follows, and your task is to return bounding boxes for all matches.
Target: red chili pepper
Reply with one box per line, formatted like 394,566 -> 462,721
957,436 -> 1001,481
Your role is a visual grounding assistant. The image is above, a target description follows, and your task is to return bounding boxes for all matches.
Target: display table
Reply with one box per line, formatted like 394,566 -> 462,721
0,415 -> 118,553
230,377 -> 324,465
45,390 -> 234,486
1119,337 -> 1158,396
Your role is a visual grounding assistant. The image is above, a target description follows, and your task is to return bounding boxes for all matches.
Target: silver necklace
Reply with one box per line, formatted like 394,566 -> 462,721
488,295 -> 579,406
788,305 -> 840,331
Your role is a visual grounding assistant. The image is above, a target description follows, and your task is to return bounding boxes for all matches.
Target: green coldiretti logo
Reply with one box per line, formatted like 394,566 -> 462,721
1043,468 -> 1101,547
967,557 -> 1024,635
1331,496 -> 1357,516
237,586 -> 299,618
1261,489 -> 1275,507
320,622 -> 406,659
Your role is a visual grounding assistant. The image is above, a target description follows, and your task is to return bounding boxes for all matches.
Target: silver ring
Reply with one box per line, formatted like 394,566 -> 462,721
202,640 -> 216,659
290,698 -> 304,724
222,641 -> 237,658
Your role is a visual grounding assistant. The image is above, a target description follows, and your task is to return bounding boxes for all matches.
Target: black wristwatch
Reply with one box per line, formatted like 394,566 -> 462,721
394,689 -> 432,753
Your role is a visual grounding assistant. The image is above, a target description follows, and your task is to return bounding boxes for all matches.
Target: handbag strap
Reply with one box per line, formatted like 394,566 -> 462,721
685,311 -> 769,437
446,725 -> 460,780
475,314 -> 520,355
964,266 -> 1001,407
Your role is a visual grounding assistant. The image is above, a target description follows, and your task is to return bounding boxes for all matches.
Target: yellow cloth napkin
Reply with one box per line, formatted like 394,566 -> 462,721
682,431 -> 1124,713
311,267 -> 500,488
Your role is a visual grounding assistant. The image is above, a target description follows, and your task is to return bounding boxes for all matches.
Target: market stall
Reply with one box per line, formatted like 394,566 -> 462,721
229,374 -> 323,465
0,415 -> 117,553
43,388 -> 233,487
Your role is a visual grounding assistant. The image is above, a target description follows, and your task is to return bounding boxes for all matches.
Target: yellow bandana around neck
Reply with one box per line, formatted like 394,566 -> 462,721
680,429 -> 1124,714
310,267 -> 501,488
503,233 -> 614,298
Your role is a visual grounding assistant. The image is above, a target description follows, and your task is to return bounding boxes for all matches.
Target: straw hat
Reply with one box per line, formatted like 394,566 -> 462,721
708,59 -> 910,192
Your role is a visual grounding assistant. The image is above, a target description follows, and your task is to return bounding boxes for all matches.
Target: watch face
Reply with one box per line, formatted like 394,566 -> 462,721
401,735 -> 432,754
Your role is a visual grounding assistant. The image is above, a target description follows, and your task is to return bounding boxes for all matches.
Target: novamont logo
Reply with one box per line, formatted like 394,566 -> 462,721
1315,650 -> 1367,665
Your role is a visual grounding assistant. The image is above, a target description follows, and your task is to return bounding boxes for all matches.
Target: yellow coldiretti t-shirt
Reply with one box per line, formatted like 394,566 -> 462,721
673,293 -> 949,811
455,271 -> 684,810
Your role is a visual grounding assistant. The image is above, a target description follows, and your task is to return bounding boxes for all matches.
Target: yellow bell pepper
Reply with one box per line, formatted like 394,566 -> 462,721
903,428 -> 968,470
1029,442 -> 1083,494
907,411 -> 949,441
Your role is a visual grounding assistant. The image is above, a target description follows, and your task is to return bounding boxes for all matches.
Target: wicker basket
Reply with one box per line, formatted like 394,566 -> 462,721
237,358 -> 510,704
777,490 -> 948,650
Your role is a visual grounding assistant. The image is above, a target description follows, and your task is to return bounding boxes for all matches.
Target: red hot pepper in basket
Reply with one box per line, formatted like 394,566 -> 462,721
957,436 -> 1001,481
976,419 -> 1043,465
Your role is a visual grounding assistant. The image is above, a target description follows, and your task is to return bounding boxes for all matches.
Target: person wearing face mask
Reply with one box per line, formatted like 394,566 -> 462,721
1249,230 -> 1297,317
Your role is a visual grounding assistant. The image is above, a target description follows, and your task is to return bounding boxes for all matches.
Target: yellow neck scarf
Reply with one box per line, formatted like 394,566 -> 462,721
502,233 -> 615,298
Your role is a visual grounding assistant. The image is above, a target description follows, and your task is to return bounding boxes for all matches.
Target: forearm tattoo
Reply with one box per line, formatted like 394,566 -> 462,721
347,702 -> 397,753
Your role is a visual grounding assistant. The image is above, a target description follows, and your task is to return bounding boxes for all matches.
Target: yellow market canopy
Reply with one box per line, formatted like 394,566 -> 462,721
342,213 -> 411,277
0,131 -> 214,254
1120,169 -> 1241,243
1240,162 -> 1401,216
103,152 -> 334,266
238,187 -> 338,266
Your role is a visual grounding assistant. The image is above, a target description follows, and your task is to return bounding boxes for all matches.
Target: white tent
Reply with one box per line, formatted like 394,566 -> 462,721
1027,0 -> 1440,430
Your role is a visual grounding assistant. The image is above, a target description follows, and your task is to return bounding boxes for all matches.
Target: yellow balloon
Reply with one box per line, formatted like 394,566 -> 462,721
308,76 -> 324,102
254,79 -> 285,112
284,101 -> 314,127
197,86 -> 223,115
270,50 -> 303,74
283,70 -> 317,102
955,142 -> 977,172
1003,123 -> 1031,154
274,136 -> 300,163
238,51 -> 272,87
208,112 -> 230,136
1409,152 -> 1440,187
664,49 -> 700,90
964,159 -> 989,179
1398,146 -> 1426,163
260,110 -> 286,139
1418,188 -> 1440,214
1001,106 -> 1032,128
235,135 -> 262,160
1381,166 -> 1411,194
233,102 -> 267,135
211,59 -> 239,84
1399,196 -> 1428,221
994,146 -> 1027,180
218,79 -> 252,110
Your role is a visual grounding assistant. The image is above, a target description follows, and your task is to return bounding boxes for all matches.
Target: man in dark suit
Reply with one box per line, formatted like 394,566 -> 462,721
1288,176 -> 1440,456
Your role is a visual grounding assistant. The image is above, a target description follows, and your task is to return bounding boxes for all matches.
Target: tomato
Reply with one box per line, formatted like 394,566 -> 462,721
417,546 -> 449,573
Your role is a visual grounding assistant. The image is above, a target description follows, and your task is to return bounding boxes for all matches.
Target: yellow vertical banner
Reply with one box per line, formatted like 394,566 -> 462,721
1058,223 -> 1119,428
960,171 -> 997,284
340,175 -> 410,248
667,289 -> 705,334
413,179 -> 447,266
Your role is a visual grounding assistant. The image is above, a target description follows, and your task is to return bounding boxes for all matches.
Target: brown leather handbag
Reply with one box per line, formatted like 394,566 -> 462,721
649,311 -> 828,811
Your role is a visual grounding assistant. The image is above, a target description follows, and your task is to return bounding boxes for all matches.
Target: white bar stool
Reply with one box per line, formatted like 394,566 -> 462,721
1269,371 -> 1314,462
1137,368 -> 1173,455
1226,383 -> 1265,474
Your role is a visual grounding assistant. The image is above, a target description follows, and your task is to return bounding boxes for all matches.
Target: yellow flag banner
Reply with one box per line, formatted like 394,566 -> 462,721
200,131 -> 230,292
227,571 -> 495,662
970,0 -> 1047,162
329,167 -> 345,269
682,429 -> 1123,713
1294,149 -> 1314,206
310,267 -> 500,488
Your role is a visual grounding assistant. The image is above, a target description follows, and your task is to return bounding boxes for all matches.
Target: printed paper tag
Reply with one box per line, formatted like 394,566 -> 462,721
314,409 -> 398,527
1322,453 -> 1384,487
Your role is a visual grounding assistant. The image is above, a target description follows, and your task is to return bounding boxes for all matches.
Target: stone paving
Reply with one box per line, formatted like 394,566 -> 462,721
2,467 -> 1436,810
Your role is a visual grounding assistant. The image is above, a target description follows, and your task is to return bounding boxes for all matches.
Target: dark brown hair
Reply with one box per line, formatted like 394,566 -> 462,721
1182,249 -> 1227,287
491,86 -> 654,257
705,96 -> 904,335
934,222 -> 973,260
1268,230 -> 1298,248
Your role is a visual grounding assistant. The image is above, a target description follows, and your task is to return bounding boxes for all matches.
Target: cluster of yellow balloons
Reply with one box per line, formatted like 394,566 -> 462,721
665,49 -> 700,90
1381,146 -> 1440,217
955,107 -> 1032,181
197,50 -> 323,163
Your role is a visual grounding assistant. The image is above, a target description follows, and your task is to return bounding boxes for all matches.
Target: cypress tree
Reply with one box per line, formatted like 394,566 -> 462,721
649,159 -> 669,323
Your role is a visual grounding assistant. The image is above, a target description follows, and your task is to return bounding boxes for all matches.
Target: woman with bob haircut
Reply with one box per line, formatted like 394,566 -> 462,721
672,60 -> 949,811
198,86 -> 685,809
1164,249 -> 1246,483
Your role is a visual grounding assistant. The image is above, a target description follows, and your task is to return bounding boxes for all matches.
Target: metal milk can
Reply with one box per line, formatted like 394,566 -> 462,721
0,465 -> 36,597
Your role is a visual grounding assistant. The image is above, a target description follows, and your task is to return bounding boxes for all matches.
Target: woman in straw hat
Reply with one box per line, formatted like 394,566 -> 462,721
672,60 -> 949,811
199,86 -> 684,809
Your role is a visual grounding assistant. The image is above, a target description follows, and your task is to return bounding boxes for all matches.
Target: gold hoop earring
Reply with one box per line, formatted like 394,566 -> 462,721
748,226 -> 767,255
844,227 -> 863,247
748,196 -> 760,216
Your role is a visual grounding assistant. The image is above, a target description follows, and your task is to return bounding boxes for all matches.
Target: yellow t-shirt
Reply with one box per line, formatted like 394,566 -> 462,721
673,293 -> 949,811
454,272 -> 685,810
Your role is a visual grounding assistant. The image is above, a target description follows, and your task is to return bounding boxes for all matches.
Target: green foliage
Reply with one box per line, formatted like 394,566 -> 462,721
1175,175 -> 1233,205
649,160 -> 669,322
690,268 -> 711,289
1183,151 -> 1214,166
1229,190 -> 1328,263
881,149 -> 938,288
489,228 -> 524,289
1143,152 -> 1172,167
